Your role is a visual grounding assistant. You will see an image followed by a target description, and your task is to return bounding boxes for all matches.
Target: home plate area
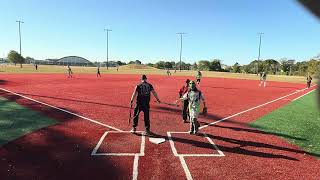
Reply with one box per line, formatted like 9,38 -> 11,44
91,131 -> 225,179
91,131 -> 145,156
168,132 -> 224,157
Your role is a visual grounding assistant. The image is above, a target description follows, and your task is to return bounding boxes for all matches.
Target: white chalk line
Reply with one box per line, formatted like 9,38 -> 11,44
199,85 -> 316,130
292,88 -> 317,101
168,85 -> 316,180
91,131 -> 145,180
167,132 -> 225,180
0,87 -> 123,132
179,156 -> 193,180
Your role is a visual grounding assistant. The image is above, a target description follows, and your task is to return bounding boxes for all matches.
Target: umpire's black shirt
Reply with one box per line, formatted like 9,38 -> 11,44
136,81 -> 154,108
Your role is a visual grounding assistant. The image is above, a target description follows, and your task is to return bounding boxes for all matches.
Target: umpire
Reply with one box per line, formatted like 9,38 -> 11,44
130,75 -> 161,135
179,79 -> 190,123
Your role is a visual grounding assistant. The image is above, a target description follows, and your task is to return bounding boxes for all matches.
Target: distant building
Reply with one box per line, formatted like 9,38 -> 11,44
0,58 -> 6,63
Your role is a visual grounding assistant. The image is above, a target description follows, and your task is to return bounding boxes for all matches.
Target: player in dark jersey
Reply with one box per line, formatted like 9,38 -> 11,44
67,65 -> 73,78
130,74 -> 161,135
167,69 -> 171,76
307,74 -> 312,88
179,79 -> 190,123
97,66 -> 101,77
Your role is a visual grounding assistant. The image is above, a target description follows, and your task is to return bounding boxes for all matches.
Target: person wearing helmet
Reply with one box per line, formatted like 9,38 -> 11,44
179,79 -> 190,123
130,74 -> 161,135
176,80 -> 206,134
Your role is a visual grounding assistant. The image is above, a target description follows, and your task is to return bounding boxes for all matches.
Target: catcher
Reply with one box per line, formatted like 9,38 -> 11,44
176,80 -> 207,134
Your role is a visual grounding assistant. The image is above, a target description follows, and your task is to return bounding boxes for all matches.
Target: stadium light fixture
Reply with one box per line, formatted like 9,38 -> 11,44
16,20 -> 24,55
177,32 -> 187,71
104,28 -> 112,70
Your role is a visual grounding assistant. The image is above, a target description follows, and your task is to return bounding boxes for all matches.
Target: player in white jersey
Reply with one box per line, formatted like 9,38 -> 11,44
176,81 -> 206,134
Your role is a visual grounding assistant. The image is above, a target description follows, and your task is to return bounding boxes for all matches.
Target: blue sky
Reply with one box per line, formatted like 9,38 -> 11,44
0,0 -> 320,65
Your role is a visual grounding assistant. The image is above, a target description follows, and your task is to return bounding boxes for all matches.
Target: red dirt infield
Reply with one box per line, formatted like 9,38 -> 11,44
0,74 -> 319,180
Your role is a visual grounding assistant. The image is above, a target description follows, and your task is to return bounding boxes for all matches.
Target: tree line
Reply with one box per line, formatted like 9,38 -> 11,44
4,49 -> 319,76
149,58 -> 320,76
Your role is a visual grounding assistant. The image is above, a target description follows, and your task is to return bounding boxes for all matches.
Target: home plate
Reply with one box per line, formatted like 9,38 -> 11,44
149,138 -> 166,144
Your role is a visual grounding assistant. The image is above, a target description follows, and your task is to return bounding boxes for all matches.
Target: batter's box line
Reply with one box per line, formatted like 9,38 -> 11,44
91,131 -> 145,156
91,131 -> 145,180
167,132 -> 225,157
167,131 -> 224,180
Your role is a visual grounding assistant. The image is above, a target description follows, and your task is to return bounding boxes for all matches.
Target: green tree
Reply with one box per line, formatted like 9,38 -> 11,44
197,60 -> 210,71
25,56 -> 35,64
210,59 -> 222,71
264,59 -> 280,74
191,62 -> 198,70
117,61 -> 126,66
280,58 -> 295,75
232,62 -> 241,73
146,63 -> 154,67
176,61 -> 189,70
7,50 -> 25,68
164,61 -> 173,69
154,61 -> 165,69
307,59 -> 320,75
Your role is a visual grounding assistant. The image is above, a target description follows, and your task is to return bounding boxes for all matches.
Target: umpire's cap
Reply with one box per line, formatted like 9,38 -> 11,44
141,74 -> 147,80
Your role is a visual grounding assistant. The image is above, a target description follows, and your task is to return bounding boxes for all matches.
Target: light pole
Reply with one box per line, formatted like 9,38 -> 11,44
16,20 -> 24,55
257,32 -> 264,74
177,32 -> 186,71
104,28 -> 112,70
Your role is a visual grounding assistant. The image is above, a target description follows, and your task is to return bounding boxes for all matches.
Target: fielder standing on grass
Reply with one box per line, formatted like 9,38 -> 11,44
130,74 -> 161,135
176,80 -> 207,134
179,79 -> 190,123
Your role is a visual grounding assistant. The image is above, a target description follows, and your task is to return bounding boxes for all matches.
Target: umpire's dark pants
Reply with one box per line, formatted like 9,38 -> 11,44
133,105 -> 150,131
182,100 -> 189,121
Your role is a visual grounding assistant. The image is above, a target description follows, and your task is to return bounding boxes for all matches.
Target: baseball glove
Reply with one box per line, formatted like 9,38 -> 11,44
202,107 -> 207,116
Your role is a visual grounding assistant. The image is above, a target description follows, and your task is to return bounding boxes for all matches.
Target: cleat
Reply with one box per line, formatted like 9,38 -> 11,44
130,128 -> 136,134
144,130 -> 151,136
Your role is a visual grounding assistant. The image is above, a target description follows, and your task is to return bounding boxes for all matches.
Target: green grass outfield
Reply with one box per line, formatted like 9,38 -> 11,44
0,97 -> 58,146
250,90 -> 320,159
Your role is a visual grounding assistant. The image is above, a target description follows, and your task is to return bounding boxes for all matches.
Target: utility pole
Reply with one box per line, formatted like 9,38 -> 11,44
257,32 -> 264,74
104,28 -> 112,70
177,32 -> 186,71
16,20 -> 24,55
